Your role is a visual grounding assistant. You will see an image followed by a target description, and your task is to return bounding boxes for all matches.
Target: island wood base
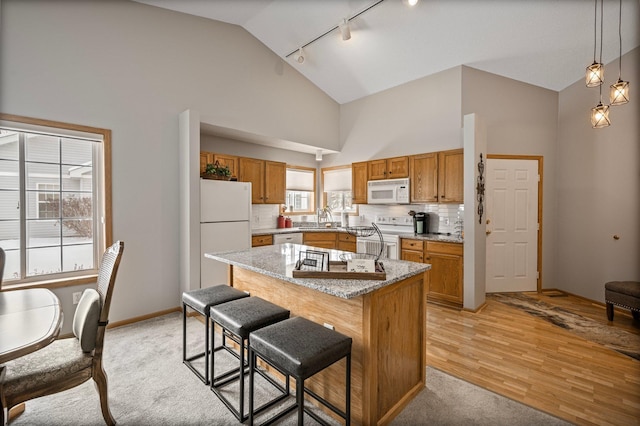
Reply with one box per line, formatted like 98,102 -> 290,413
230,266 -> 427,426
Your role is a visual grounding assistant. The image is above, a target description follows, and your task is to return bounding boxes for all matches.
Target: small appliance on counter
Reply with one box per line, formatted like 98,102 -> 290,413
413,212 -> 429,235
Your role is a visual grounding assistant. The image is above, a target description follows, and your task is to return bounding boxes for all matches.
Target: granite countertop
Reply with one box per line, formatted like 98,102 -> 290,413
253,227 -> 464,243
252,227 -> 349,236
397,233 -> 464,244
205,243 -> 430,299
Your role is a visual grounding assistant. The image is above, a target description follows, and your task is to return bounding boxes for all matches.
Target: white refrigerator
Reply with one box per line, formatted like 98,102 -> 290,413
200,179 -> 252,289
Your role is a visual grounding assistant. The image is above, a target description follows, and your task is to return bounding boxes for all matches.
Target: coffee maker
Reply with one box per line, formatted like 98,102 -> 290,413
413,212 -> 428,234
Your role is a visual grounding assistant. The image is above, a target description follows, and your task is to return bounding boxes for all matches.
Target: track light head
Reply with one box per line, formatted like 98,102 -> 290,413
339,19 -> 351,41
296,47 -> 305,64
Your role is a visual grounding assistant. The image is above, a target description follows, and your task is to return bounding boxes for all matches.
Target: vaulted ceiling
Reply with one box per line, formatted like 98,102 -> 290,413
134,0 -> 640,104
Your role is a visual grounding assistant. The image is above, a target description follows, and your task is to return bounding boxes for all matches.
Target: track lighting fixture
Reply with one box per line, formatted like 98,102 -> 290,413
407,0 -> 419,6
284,0 -> 385,63
339,18 -> 351,41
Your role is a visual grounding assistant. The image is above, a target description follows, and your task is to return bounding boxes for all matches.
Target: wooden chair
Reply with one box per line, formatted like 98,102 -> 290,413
0,241 -> 124,426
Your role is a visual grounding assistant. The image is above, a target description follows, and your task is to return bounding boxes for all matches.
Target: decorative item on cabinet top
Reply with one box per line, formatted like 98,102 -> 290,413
201,161 -> 232,180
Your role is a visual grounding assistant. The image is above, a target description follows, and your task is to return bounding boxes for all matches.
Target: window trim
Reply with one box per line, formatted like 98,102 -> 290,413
284,165 -> 316,215
321,164 -> 358,215
0,113 -> 112,289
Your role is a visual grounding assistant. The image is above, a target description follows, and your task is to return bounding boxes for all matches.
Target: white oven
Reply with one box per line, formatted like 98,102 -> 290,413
356,233 -> 399,260
355,216 -> 415,260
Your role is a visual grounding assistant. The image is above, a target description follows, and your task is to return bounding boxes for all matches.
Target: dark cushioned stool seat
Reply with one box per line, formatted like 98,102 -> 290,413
605,281 -> 640,321
210,297 -> 290,422
182,285 -> 249,384
248,316 -> 352,426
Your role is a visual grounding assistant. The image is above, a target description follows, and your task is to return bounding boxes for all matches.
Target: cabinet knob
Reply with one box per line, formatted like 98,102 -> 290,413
486,230 -> 492,235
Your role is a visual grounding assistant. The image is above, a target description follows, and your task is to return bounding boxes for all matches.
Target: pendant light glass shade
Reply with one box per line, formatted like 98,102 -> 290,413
586,62 -> 604,87
610,79 -> 629,105
591,102 -> 610,128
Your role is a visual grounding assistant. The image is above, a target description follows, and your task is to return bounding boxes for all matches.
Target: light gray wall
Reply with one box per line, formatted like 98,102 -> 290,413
555,47 -> 640,302
461,66 -> 559,291
1,0 -> 339,330
321,66 -> 463,168
201,136 -> 318,168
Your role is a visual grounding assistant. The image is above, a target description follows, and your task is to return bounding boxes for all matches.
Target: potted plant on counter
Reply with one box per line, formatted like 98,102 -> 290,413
201,161 -> 231,180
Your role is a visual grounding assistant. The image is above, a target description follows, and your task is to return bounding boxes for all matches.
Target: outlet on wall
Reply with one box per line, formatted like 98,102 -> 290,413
72,291 -> 82,305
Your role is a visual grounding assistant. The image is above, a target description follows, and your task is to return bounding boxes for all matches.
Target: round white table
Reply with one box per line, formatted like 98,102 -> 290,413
0,288 -> 63,364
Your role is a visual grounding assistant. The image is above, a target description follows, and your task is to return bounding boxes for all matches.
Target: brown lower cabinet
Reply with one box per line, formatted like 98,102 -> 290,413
337,233 -> 356,252
302,232 -> 356,252
401,238 -> 463,308
251,235 -> 273,247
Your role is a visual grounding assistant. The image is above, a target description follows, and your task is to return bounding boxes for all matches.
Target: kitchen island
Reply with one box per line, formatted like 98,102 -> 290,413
205,243 -> 430,426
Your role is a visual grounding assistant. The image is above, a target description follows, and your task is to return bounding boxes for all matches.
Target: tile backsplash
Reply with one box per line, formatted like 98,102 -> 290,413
356,203 -> 464,235
251,204 -> 280,230
252,202 -> 464,236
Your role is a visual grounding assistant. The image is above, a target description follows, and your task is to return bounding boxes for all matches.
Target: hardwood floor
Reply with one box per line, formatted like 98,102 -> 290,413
426,292 -> 640,426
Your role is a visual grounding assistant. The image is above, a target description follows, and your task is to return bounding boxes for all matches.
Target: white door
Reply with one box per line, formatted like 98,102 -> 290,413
485,159 -> 539,293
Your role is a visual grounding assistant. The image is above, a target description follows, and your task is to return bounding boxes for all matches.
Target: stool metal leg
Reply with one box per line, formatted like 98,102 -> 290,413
182,303 -> 210,385
204,311 -> 210,385
346,353 -> 351,426
182,303 -> 187,363
296,378 -> 304,426
249,348 -> 256,426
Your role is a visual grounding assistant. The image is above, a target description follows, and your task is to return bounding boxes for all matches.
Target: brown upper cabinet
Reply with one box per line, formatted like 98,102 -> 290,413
409,149 -> 463,204
199,152 -> 238,179
200,151 -> 213,174
351,161 -> 368,204
213,154 -> 238,179
368,156 -> 409,180
238,157 -> 286,204
409,153 -> 438,203
437,149 -> 463,203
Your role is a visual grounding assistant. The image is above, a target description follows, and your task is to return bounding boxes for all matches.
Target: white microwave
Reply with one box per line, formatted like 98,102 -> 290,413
367,178 -> 410,204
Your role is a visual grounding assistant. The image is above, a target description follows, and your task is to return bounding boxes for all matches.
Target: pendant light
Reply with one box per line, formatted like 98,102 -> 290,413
591,99 -> 611,128
609,0 -> 630,105
586,0 -> 604,87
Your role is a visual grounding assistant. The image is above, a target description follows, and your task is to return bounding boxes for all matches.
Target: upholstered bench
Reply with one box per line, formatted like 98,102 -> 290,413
605,281 -> 640,321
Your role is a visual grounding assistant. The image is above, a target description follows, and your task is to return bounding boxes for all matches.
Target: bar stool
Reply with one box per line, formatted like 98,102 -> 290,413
182,285 -> 249,384
248,316 -> 352,426
210,297 -> 291,422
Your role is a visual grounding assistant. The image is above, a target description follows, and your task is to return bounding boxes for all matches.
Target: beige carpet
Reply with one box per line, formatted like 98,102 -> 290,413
9,312 -> 570,425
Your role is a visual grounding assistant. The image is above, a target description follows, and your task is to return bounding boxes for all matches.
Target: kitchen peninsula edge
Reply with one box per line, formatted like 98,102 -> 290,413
205,244 -> 430,425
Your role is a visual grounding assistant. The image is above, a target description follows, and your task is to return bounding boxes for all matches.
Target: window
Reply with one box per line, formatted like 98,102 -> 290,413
37,183 -> 60,219
0,115 -> 111,286
285,166 -> 316,214
322,166 -> 356,214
